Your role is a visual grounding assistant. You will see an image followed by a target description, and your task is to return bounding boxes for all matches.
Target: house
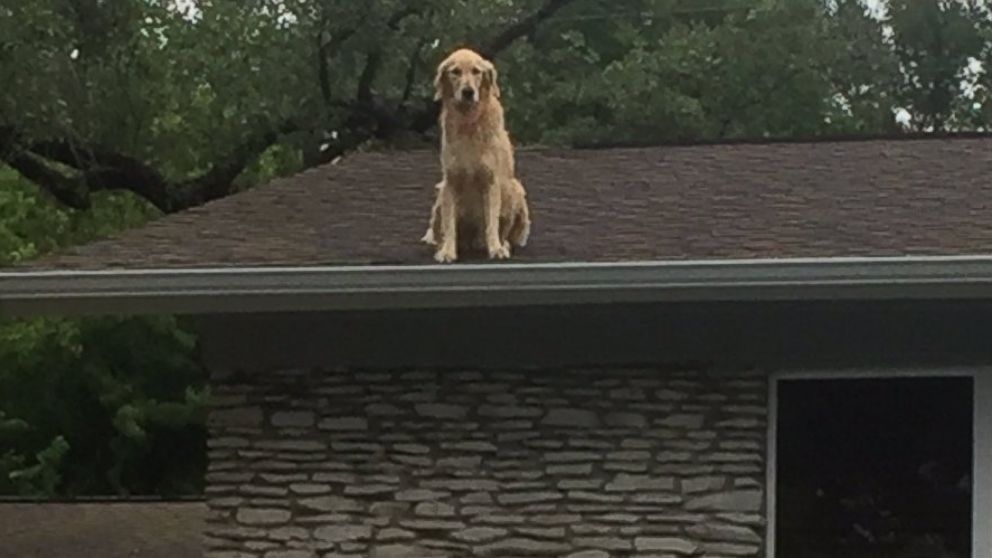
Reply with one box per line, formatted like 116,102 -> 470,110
3,135 -> 992,558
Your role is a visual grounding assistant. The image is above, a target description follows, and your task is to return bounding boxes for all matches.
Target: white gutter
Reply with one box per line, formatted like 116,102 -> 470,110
3,255 -> 992,317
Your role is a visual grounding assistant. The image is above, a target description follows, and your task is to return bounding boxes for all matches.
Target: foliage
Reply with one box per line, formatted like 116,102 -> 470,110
5,0 -> 990,212
0,167 -> 206,496
0,166 -> 155,265
0,312 -> 207,497
2,0 -> 992,496
0,0 -> 992,211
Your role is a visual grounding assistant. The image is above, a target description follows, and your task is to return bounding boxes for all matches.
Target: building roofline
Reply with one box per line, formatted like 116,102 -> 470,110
568,130 -> 992,150
3,255 -> 992,317
340,131 -> 992,158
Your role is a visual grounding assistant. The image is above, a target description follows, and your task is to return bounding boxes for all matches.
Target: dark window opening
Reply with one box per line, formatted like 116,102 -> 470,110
776,377 -> 973,558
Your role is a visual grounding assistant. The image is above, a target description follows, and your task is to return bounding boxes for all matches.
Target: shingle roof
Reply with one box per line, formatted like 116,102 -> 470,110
15,135 -> 992,270
0,502 -> 203,558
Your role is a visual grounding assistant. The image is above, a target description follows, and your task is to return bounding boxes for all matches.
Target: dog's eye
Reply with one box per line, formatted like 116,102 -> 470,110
471,68 -> 481,76
450,68 -> 462,77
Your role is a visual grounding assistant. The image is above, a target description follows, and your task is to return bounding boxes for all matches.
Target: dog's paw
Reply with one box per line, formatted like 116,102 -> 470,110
435,245 -> 457,263
421,229 -> 436,245
488,242 -> 511,260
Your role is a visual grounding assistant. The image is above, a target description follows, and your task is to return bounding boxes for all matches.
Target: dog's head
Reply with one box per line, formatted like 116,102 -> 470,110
434,48 -> 500,108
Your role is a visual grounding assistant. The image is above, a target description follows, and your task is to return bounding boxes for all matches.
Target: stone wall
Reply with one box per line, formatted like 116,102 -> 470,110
205,366 -> 768,558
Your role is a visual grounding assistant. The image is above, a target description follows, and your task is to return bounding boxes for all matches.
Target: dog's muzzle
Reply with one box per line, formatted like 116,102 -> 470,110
461,88 -> 476,102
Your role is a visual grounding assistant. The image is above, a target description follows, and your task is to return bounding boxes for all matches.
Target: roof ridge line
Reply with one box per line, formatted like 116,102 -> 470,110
332,131 -> 992,157
566,131 -> 992,150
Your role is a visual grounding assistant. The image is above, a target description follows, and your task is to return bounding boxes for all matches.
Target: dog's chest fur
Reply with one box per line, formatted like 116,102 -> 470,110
440,104 -> 510,181
442,132 -> 495,178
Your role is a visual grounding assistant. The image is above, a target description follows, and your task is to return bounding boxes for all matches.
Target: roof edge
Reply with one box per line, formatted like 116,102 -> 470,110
336,131 -> 992,159
3,255 -> 992,317
569,130 -> 992,150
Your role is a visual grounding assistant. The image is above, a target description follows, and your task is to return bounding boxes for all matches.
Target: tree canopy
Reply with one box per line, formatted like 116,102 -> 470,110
1,0 -> 992,497
3,0 -> 991,215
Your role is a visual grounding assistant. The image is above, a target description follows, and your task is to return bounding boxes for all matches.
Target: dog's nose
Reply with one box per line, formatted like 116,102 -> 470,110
461,88 -> 475,100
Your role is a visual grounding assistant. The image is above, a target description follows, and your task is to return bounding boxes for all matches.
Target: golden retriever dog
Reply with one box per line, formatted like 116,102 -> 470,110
426,48 -> 531,263
421,177 -> 531,251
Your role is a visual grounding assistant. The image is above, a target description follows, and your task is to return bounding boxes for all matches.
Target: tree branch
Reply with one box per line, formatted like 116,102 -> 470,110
3,121 -> 296,213
335,3 -> 434,140
176,121 -> 297,208
357,2 -> 432,110
0,126 -> 19,159
400,39 -> 428,107
3,151 -> 91,209
409,0 -> 579,134
5,0 -> 576,214
315,3 -> 376,108
21,138 -> 174,210
320,27 -> 359,56
27,138 -> 158,177
0,128 -> 173,211
477,0 -> 578,59
316,30 -> 333,108
357,50 -> 382,106
386,4 -> 422,30
317,2 -> 427,138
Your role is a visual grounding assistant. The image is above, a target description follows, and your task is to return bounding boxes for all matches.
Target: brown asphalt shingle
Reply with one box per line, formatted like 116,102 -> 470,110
0,502 -> 204,558
15,136 -> 992,270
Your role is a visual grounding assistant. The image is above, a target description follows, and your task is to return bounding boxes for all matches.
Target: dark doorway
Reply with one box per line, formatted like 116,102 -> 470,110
775,376 -> 973,558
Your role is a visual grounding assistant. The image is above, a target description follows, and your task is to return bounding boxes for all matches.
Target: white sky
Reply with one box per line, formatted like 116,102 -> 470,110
864,0 -> 886,17
172,0 -> 197,18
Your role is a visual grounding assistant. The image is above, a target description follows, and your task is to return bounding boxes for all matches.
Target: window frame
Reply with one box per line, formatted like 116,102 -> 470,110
766,367 -> 992,558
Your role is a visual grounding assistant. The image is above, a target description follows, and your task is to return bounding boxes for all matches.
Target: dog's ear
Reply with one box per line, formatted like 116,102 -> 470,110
434,59 -> 451,101
482,60 -> 500,99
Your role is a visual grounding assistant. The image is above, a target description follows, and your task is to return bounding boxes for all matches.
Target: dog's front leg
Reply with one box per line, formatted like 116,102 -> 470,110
422,181 -> 445,246
485,179 -> 510,259
434,184 -> 458,263
421,200 -> 438,245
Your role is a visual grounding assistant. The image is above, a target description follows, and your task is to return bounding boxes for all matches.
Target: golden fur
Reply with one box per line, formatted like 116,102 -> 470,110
421,178 -> 531,250
422,48 -> 531,263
